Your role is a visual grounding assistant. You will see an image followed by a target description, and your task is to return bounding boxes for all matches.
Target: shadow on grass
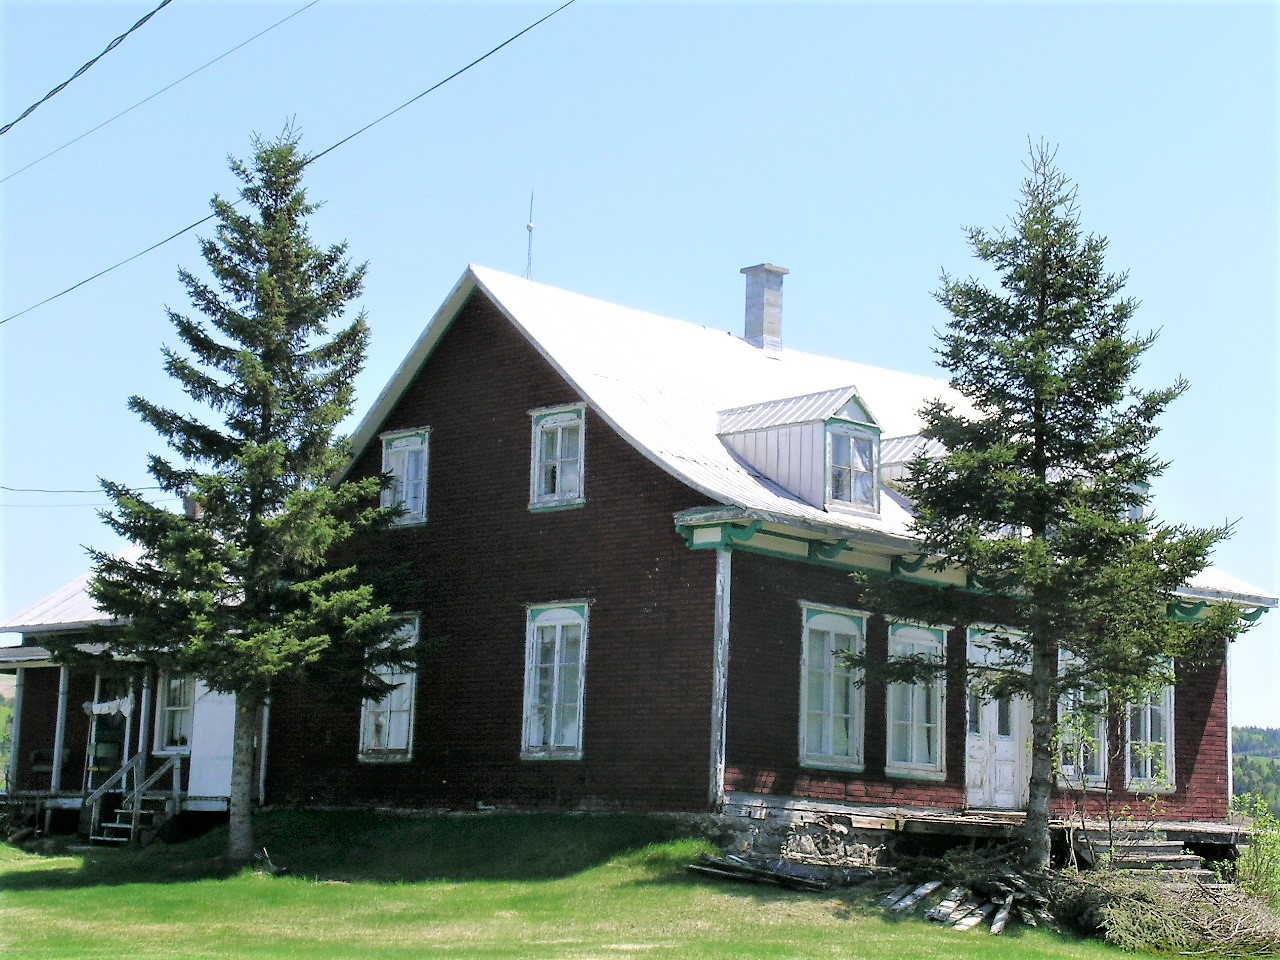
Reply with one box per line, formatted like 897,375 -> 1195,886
1,809 -> 700,891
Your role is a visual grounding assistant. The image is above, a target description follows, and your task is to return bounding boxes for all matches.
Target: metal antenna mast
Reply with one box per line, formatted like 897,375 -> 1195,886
524,190 -> 535,280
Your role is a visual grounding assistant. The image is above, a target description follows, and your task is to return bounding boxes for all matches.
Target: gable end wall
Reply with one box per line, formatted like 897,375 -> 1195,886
265,292 -> 720,811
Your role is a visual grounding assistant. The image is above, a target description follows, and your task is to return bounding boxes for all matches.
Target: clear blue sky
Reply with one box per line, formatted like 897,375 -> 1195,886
2,1 -> 1276,725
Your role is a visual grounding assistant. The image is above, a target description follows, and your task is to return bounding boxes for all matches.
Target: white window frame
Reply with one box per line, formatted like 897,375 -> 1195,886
885,621 -> 947,779
358,618 -> 419,764
529,405 -> 586,510
799,604 -> 868,771
154,673 -> 195,755
381,428 -> 430,525
826,421 -> 880,514
522,602 -> 589,760
1126,684 -> 1175,792
1058,689 -> 1109,788
1057,652 -> 1109,789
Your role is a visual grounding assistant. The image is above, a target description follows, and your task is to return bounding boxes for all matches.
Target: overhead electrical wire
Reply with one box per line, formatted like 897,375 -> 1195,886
0,0 -> 176,137
0,485 -> 163,494
1,0 -> 578,326
2,0 -> 322,184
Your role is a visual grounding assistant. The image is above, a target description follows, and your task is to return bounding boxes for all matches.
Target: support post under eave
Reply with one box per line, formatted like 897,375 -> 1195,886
8,668 -> 25,791
708,548 -> 732,811
1225,634 -> 1234,811
50,666 -> 69,794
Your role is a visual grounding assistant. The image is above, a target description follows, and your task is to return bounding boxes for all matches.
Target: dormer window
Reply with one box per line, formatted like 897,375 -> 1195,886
717,385 -> 883,515
829,426 -> 878,509
826,397 -> 880,514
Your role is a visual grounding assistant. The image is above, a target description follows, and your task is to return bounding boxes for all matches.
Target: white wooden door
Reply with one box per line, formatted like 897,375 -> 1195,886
187,683 -> 236,798
965,692 -> 1027,809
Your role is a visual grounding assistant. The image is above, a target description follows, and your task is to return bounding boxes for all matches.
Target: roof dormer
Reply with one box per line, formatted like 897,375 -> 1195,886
717,385 -> 883,515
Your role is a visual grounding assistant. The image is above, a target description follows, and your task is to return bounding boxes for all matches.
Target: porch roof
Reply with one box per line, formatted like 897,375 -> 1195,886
0,642 -> 110,669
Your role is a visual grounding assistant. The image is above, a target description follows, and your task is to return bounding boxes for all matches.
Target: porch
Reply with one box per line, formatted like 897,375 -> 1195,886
721,791 -> 1248,866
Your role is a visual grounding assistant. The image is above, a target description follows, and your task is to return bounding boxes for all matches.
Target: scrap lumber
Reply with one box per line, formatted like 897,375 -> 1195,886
890,880 -> 942,912
945,898 -> 984,924
877,883 -> 914,909
953,902 -> 996,931
686,855 -> 830,891
926,887 -> 967,922
989,895 -> 1014,935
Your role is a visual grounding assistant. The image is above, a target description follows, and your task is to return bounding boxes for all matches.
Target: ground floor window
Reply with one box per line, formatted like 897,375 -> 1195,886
1058,689 -> 1108,787
155,674 -> 195,753
800,604 -> 867,770
885,621 -> 946,777
1127,685 -> 1174,790
359,619 -> 420,763
522,602 -> 589,759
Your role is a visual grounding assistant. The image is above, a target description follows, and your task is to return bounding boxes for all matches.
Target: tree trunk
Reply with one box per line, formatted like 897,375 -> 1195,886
1022,633 -> 1057,870
225,691 -> 261,864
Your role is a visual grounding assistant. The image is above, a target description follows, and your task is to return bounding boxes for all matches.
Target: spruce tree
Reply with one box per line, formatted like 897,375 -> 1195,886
76,129 -> 406,862
860,143 -> 1246,869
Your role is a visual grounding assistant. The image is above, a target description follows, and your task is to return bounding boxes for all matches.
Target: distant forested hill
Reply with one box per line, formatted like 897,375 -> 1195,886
1233,727 -> 1280,817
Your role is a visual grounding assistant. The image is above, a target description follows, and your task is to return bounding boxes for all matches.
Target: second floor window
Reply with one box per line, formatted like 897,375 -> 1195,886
381,428 -> 429,524
530,406 -> 585,509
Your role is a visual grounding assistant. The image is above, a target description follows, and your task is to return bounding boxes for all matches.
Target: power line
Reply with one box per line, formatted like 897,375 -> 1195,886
0,485 -> 164,494
1,0 -> 176,137
2,0 -> 322,184
1,0 -> 578,326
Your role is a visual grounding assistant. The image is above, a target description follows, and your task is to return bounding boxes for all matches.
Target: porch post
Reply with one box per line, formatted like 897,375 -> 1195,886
708,548 -> 732,811
257,694 -> 271,808
7,668 -> 24,791
137,672 -> 152,759
50,666 -> 69,793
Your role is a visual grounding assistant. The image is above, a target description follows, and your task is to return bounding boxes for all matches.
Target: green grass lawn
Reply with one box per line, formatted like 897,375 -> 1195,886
1,810 -> 1124,960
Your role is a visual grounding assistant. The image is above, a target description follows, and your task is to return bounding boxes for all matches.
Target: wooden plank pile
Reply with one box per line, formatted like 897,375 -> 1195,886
878,868 -> 1054,934
687,854 -> 880,892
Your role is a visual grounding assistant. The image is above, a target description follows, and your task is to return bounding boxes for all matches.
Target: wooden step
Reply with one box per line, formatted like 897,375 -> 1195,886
1111,853 -> 1205,871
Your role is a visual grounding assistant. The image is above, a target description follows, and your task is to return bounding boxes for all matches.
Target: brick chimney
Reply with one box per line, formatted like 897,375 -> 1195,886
741,263 -> 788,353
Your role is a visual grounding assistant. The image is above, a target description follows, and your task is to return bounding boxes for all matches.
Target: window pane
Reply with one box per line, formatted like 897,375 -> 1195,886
918,720 -> 936,765
807,668 -> 827,713
833,716 -> 850,756
853,471 -> 874,505
997,697 -> 1012,737
560,462 -> 580,498
968,693 -> 982,735
806,713 -> 825,753
890,719 -> 911,764
561,424 -> 580,459
831,466 -> 850,501
831,436 -> 850,468
852,437 -> 873,471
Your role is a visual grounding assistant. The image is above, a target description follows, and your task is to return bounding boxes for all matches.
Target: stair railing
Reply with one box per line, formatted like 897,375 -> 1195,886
83,751 -> 144,839
123,754 -> 182,839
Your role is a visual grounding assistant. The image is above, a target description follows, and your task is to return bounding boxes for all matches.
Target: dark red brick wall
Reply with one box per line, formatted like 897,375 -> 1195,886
724,551 -> 967,809
724,552 -> 1229,820
1048,649 -> 1230,822
266,292 -> 720,811
11,666 -> 93,792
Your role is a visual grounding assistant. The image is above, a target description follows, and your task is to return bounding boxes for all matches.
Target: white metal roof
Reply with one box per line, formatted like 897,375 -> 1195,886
347,265 -> 969,546
0,546 -> 141,634
717,385 -> 877,434
340,265 -> 1275,610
